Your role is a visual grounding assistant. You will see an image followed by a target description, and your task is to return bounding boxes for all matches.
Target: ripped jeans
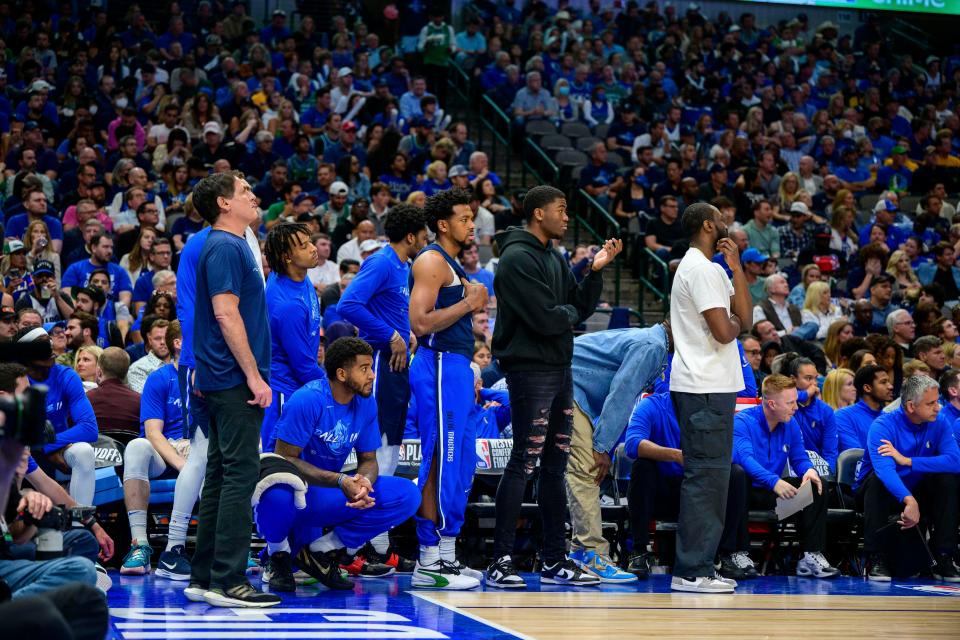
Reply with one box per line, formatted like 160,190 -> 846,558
492,368 -> 574,565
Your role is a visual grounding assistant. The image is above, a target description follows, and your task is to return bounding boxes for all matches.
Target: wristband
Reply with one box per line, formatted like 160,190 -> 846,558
337,473 -> 345,488
81,514 -> 97,531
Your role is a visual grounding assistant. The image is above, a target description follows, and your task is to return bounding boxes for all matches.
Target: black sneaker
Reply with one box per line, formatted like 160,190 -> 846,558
263,551 -> 296,592
485,555 -> 526,589
867,554 -> 891,582
203,582 -> 281,608
540,558 -> 601,586
716,552 -> 758,580
339,548 -> 395,578
295,547 -> 354,590
626,552 -> 655,579
934,554 -> 960,583
382,548 -> 416,574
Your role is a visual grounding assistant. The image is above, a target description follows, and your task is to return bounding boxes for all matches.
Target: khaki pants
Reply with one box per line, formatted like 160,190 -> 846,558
565,403 -> 609,556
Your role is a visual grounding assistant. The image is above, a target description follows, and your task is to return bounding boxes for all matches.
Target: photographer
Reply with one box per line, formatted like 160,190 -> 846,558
0,360 -> 108,640
13,261 -> 74,323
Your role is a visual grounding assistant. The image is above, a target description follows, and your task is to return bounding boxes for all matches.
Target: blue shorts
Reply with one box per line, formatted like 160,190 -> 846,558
373,349 -> 411,446
260,388 -> 292,451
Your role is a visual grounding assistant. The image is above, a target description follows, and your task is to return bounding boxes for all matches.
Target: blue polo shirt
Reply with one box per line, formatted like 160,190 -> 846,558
624,392 -> 682,477
733,404 -> 812,490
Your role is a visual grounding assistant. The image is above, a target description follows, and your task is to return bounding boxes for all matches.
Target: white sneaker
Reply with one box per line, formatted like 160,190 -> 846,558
714,572 -> 738,588
412,560 -> 480,590
450,559 -> 483,581
95,564 -> 113,593
796,552 -> 840,578
184,583 -> 208,602
671,575 -> 735,593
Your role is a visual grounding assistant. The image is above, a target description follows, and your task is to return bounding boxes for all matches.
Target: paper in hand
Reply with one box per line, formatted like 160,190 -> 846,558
775,479 -> 814,521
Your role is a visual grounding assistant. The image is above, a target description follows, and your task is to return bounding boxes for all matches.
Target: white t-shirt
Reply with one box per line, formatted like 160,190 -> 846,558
307,259 -> 340,289
669,247 -> 745,393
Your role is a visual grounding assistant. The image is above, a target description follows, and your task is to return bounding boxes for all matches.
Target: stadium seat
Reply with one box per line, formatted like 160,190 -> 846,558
593,123 -> 610,140
560,122 -> 592,139
541,133 -> 573,153
575,136 -> 602,153
524,119 -> 558,141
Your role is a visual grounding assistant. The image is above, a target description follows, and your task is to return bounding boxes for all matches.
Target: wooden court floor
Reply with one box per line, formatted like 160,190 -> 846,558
421,590 -> 960,639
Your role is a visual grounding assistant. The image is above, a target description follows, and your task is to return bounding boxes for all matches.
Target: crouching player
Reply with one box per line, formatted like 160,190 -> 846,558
254,338 -> 420,591
120,321 -> 209,579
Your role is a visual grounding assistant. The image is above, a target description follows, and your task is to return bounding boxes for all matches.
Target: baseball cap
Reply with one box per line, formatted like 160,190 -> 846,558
203,121 -> 222,136
0,307 -> 15,321
32,260 -> 55,276
23,121 -> 40,131
77,286 -> 106,307
872,273 -> 894,287
556,10 -> 571,20
891,145 -> 907,155
6,240 -> 25,253
874,199 -> 898,212
360,239 -> 382,253
329,181 -> 349,196
272,9 -> 286,17
411,116 -> 429,129
341,120 -> 357,132
296,211 -> 317,222
789,201 -> 811,216
293,192 -> 317,206
29,80 -> 52,92
709,163 -> 726,174
729,24 -> 741,32
338,66 -> 354,77
741,248 -> 769,263
449,164 -> 469,177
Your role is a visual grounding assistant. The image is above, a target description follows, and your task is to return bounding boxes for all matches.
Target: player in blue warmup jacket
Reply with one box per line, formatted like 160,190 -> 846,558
119,321 -> 208,580
255,338 -> 420,591
733,375 -> 839,578
15,326 -> 99,506
624,392 -> 755,580
337,204 -> 427,574
788,356 -> 839,474
938,370 -> 960,426
836,365 -> 892,451
260,223 -> 325,448
407,188 -> 488,590
854,375 -> 960,582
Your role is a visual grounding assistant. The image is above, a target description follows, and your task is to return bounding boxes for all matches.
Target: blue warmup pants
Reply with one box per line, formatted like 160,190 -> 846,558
181,366 -> 210,439
255,476 -> 420,552
409,348 -> 475,546
373,349 -> 411,446
260,388 -> 292,451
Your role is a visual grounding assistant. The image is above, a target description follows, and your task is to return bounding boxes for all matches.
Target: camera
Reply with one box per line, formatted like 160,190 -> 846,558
23,505 -> 97,560
0,386 -> 48,448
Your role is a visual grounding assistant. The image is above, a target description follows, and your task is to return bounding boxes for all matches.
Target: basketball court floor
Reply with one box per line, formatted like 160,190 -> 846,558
106,571 -> 960,639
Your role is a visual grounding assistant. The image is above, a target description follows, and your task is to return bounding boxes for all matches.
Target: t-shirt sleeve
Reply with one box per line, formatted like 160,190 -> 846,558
139,370 -> 166,424
114,266 -> 133,293
274,388 -> 317,449
689,263 -> 732,314
204,239 -> 246,298
355,399 -> 381,454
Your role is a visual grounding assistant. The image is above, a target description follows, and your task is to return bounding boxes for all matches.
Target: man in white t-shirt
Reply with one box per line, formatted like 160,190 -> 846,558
668,202 -> 751,594
306,232 -> 340,291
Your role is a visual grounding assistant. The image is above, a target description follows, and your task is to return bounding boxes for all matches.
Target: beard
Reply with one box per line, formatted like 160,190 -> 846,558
714,224 -> 729,244
345,377 -> 372,398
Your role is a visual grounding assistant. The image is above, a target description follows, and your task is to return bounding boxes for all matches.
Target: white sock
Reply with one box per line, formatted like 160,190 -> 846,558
309,531 -> 343,553
267,540 -> 291,555
419,545 -> 440,566
346,547 -> 359,555
165,510 -> 191,551
128,510 -> 147,545
370,532 -> 390,554
439,536 -> 457,563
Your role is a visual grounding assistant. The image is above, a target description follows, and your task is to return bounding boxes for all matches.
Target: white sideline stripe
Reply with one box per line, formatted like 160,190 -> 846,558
410,592 -> 534,640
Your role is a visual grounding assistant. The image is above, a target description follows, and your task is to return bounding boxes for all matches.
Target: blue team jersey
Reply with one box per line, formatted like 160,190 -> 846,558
61,259 -> 133,299
625,392 -> 683,477
272,378 -> 380,472
337,244 -> 411,351
30,364 -> 98,454
266,272 -> 324,392
139,363 -> 185,439
194,230 -> 271,392
176,226 -> 211,369
411,243 -> 473,358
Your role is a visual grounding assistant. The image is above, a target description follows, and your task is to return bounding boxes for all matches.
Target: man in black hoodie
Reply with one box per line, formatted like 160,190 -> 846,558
485,185 -> 622,588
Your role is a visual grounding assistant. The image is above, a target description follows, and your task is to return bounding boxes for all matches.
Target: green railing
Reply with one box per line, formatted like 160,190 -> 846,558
637,247 -> 670,319
577,189 -> 622,307
521,137 -> 558,186
477,95 -> 514,188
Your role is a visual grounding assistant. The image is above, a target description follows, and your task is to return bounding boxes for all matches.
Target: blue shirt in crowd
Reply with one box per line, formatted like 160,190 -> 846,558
62,259 -> 133,301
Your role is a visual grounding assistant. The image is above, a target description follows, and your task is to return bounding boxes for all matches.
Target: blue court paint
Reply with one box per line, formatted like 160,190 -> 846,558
106,572 -> 958,639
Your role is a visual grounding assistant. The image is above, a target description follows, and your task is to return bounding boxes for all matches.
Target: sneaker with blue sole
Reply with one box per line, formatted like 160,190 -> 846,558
156,545 -> 192,581
120,544 -> 153,575
574,550 -> 638,583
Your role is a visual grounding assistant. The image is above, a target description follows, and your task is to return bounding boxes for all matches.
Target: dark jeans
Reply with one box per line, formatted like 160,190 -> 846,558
628,459 -> 746,555
0,582 -> 108,640
670,391 -> 736,577
493,369 -> 574,565
857,471 -> 959,556
190,384 -> 263,591
734,467 -> 828,553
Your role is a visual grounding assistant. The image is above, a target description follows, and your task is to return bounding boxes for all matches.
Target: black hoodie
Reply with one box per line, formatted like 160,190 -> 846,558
492,227 -> 604,372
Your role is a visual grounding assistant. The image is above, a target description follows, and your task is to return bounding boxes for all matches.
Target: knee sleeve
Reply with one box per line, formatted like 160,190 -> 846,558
64,442 -> 95,472
122,439 -> 158,483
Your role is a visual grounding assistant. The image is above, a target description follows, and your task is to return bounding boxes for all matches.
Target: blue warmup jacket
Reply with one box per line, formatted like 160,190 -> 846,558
733,404 -> 812,490
793,397 -> 838,473
835,400 -> 883,451
337,244 -> 411,352
854,407 -> 960,502
624,392 -> 682,477
32,364 -> 98,454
